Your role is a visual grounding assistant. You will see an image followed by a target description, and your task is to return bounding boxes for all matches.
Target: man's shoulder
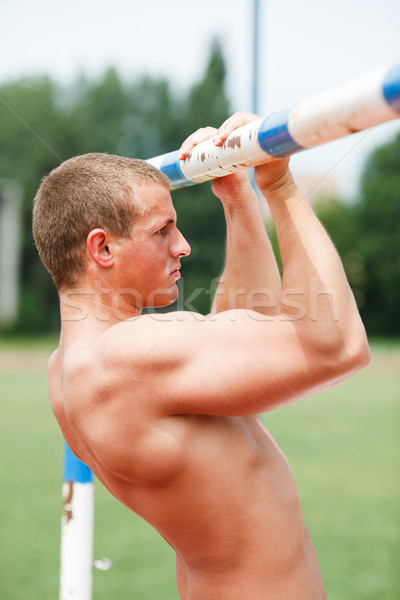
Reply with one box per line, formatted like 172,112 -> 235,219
102,310 -> 208,357
85,311 -> 211,397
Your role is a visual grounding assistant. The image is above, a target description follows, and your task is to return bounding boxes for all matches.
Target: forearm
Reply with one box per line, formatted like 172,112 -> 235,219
180,112 -> 369,386
211,187 -> 281,315
179,121 -> 281,316
261,175 -> 366,346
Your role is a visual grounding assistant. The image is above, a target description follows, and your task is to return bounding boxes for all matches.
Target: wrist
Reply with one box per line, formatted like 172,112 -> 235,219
221,192 -> 262,219
217,187 -> 259,212
258,172 -> 299,203
211,171 -> 256,210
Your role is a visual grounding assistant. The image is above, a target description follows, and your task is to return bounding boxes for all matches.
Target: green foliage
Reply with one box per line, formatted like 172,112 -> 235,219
0,76 -> 64,333
0,39 -> 229,332
186,38 -> 230,130
354,134 -> 400,335
2,36 -> 399,335
314,131 -> 400,336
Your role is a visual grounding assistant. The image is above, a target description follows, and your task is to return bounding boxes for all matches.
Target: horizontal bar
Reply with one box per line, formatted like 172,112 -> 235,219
147,63 -> 400,190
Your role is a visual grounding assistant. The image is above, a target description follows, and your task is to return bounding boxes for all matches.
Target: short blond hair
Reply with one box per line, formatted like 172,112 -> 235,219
33,153 -> 169,289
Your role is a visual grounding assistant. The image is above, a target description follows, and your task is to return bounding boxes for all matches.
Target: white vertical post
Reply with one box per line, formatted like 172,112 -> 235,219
60,442 -> 94,600
0,180 -> 23,326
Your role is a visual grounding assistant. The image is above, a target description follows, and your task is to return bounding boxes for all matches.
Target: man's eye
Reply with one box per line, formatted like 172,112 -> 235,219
156,227 -> 167,235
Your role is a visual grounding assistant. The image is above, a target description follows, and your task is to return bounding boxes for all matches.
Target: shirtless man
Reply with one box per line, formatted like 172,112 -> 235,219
33,112 -> 370,599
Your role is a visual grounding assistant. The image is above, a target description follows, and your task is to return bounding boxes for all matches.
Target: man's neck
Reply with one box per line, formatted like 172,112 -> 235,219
59,284 -> 142,343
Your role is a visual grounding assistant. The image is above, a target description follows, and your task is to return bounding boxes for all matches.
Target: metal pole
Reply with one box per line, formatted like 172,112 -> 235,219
252,0 -> 260,115
60,443 -> 94,600
251,0 -> 261,191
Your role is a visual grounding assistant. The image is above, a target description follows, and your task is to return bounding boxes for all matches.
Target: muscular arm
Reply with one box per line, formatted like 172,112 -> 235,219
180,124 -> 281,316
99,114 -> 370,421
103,162 -> 369,416
210,172 -> 281,315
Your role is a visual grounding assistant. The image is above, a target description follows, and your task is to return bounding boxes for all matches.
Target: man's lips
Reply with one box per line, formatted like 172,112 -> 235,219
170,264 -> 181,277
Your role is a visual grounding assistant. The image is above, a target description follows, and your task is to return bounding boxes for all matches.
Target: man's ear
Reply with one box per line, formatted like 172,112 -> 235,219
86,229 -> 114,268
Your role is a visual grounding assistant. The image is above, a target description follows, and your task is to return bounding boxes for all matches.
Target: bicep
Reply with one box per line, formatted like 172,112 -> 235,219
159,310 -> 330,417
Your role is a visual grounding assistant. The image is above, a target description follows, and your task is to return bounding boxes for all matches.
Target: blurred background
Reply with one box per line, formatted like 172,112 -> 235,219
0,1 -> 399,599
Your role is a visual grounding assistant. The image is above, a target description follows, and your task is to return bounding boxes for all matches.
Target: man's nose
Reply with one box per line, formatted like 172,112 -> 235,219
171,229 -> 191,257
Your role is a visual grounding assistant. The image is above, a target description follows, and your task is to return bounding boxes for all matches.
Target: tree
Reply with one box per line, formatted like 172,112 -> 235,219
169,39 -> 231,314
352,132 -> 400,335
186,38 -> 230,130
0,40 -> 231,333
0,76 -> 69,332
309,131 -> 400,337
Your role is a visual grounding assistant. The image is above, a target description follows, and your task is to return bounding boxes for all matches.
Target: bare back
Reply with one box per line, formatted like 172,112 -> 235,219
49,315 -> 327,600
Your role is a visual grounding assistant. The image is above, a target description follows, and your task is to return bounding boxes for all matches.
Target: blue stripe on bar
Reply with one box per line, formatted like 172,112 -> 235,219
63,442 -> 93,483
257,108 -> 303,157
383,63 -> 400,112
160,150 -> 193,188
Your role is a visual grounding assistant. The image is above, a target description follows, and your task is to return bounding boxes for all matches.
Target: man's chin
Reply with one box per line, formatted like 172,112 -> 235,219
145,287 -> 179,309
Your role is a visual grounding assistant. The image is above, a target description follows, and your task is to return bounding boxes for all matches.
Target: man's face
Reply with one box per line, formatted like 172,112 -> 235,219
117,183 -> 191,309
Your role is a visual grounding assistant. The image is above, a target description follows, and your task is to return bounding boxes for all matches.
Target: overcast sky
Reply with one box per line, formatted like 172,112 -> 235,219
2,0 -> 400,196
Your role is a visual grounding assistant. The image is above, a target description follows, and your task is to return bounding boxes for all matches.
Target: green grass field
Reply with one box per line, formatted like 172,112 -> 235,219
0,340 -> 399,599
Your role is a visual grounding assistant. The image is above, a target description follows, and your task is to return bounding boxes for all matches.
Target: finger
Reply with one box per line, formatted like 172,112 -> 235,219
179,126 -> 218,160
213,112 -> 260,146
